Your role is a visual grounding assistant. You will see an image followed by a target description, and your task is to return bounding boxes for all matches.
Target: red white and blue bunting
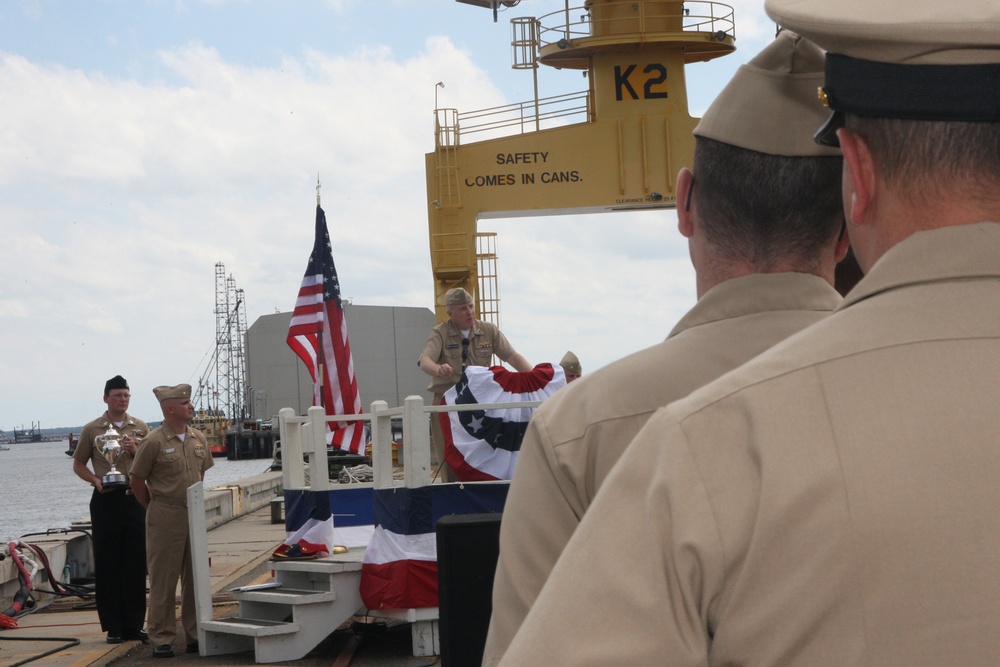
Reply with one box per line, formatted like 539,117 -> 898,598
440,364 -> 565,482
360,483 -> 509,610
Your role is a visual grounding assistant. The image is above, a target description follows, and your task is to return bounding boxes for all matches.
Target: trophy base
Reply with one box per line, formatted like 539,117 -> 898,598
102,471 -> 128,489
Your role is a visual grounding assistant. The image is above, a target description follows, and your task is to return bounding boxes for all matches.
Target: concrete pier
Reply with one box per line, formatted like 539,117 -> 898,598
0,473 -> 428,666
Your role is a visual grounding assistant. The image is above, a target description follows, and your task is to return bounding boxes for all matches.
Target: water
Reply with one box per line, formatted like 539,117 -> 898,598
0,439 -> 273,541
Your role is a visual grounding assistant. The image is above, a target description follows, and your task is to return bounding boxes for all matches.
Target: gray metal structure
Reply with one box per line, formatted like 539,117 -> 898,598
245,304 -> 436,422
194,262 -> 249,421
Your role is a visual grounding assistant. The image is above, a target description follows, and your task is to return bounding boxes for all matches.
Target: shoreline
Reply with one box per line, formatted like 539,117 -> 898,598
1,500 -> 291,667
1,439 -> 275,541
0,471 -> 431,666
1,470 -> 284,612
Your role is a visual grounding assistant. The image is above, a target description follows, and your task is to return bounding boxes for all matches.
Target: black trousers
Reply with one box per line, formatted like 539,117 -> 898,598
89,488 -> 147,634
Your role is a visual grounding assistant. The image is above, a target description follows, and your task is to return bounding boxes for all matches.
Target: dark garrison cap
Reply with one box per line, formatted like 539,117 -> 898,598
764,0 -> 1000,146
104,375 -> 129,394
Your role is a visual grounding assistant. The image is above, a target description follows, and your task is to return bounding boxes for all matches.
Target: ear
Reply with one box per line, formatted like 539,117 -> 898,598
837,128 -> 876,227
676,167 -> 695,238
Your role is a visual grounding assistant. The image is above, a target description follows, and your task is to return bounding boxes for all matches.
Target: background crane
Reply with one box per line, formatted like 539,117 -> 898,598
192,262 -> 248,425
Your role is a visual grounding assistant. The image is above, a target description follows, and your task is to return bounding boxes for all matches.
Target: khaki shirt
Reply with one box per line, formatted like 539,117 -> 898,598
420,319 -> 516,394
499,223 -> 1000,666
484,272 -> 842,665
130,424 -> 213,503
74,411 -> 148,479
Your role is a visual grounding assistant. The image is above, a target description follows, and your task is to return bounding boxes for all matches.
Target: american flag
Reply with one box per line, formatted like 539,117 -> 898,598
287,205 -> 364,453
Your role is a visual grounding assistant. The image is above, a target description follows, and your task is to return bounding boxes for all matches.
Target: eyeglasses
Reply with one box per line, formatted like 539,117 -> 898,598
461,338 -> 470,368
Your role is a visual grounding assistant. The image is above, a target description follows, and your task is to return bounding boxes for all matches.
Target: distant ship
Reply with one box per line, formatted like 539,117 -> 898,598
192,409 -> 230,457
12,423 -> 43,443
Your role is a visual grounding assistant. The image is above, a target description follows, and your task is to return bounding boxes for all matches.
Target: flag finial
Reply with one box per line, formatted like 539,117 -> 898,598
316,173 -> 321,207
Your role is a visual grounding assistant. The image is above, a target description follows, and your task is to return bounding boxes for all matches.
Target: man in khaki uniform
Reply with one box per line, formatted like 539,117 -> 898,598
419,287 -> 532,481
483,31 -> 848,665
72,375 -> 148,644
498,2 -> 1000,665
130,384 -> 213,659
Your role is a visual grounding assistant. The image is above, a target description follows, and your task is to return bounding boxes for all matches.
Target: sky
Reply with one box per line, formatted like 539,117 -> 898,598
0,0 -> 778,430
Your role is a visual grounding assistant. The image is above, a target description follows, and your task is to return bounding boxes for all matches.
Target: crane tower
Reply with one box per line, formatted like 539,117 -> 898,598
195,262 -> 249,423
428,0 -> 737,321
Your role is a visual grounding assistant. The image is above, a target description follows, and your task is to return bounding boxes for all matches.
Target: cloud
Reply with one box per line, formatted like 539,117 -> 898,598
0,35 -> 497,425
0,300 -> 29,318
0,2 -> 768,428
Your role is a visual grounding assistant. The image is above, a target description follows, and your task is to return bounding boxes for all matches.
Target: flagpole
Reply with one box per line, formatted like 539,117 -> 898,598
288,190 -> 363,454
315,175 -> 324,409
317,186 -> 325,411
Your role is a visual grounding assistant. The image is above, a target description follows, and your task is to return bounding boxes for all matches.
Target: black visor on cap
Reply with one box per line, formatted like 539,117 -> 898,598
814,110 -> 845,147
824,54 -> 1000,122
815,54 -> 1000,147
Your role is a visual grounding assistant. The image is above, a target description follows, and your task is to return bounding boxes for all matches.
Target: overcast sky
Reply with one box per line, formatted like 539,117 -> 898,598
0,0 -> 776,430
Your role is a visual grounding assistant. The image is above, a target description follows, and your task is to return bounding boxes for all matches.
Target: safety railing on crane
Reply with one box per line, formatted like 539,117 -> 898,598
431,3 -> 735,150
435,91 -> 591,150
536,1 -> 736,46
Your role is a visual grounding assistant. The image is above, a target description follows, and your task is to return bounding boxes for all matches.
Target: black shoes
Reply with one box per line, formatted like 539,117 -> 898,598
153,644 -> 174,658
150,639 -> 194,657
108,629 -> 149,644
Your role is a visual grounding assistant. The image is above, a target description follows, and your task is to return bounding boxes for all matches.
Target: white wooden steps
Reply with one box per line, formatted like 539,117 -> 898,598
200,558 -> 364,663
189,483 -> 366,663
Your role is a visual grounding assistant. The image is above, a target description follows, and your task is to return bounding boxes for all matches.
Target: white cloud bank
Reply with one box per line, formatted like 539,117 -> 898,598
0,0 -> 783,428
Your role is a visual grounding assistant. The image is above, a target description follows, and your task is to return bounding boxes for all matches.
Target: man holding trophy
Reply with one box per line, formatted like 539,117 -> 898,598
72,374 -> 149,644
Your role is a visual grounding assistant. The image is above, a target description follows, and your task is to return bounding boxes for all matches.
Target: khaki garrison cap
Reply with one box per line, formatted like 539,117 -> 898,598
694,30 -> 840,157
153,384 -> 192,403
765,0 -> 1000,146
445,288 -> 473,307
559,351 -> 582,376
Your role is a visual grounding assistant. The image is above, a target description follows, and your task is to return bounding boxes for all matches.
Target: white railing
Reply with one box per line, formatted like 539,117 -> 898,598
277,397 -> 545,657
277,396 -> 545,491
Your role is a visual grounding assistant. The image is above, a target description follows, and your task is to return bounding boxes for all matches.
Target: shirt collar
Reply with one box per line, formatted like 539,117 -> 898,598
447,319 -> 482,336
840,222 -> 1000,311
669,272 -> 842,338
98,412 -> 137,428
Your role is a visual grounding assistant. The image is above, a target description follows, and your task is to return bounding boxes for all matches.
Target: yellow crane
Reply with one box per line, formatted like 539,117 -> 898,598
426,0 -> 736,322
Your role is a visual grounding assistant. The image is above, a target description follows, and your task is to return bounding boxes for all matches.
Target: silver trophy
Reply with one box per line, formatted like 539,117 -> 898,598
96,427 -> 128,489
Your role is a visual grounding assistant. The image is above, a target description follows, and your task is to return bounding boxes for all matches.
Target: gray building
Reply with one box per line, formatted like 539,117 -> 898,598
245,304 -> 436,422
